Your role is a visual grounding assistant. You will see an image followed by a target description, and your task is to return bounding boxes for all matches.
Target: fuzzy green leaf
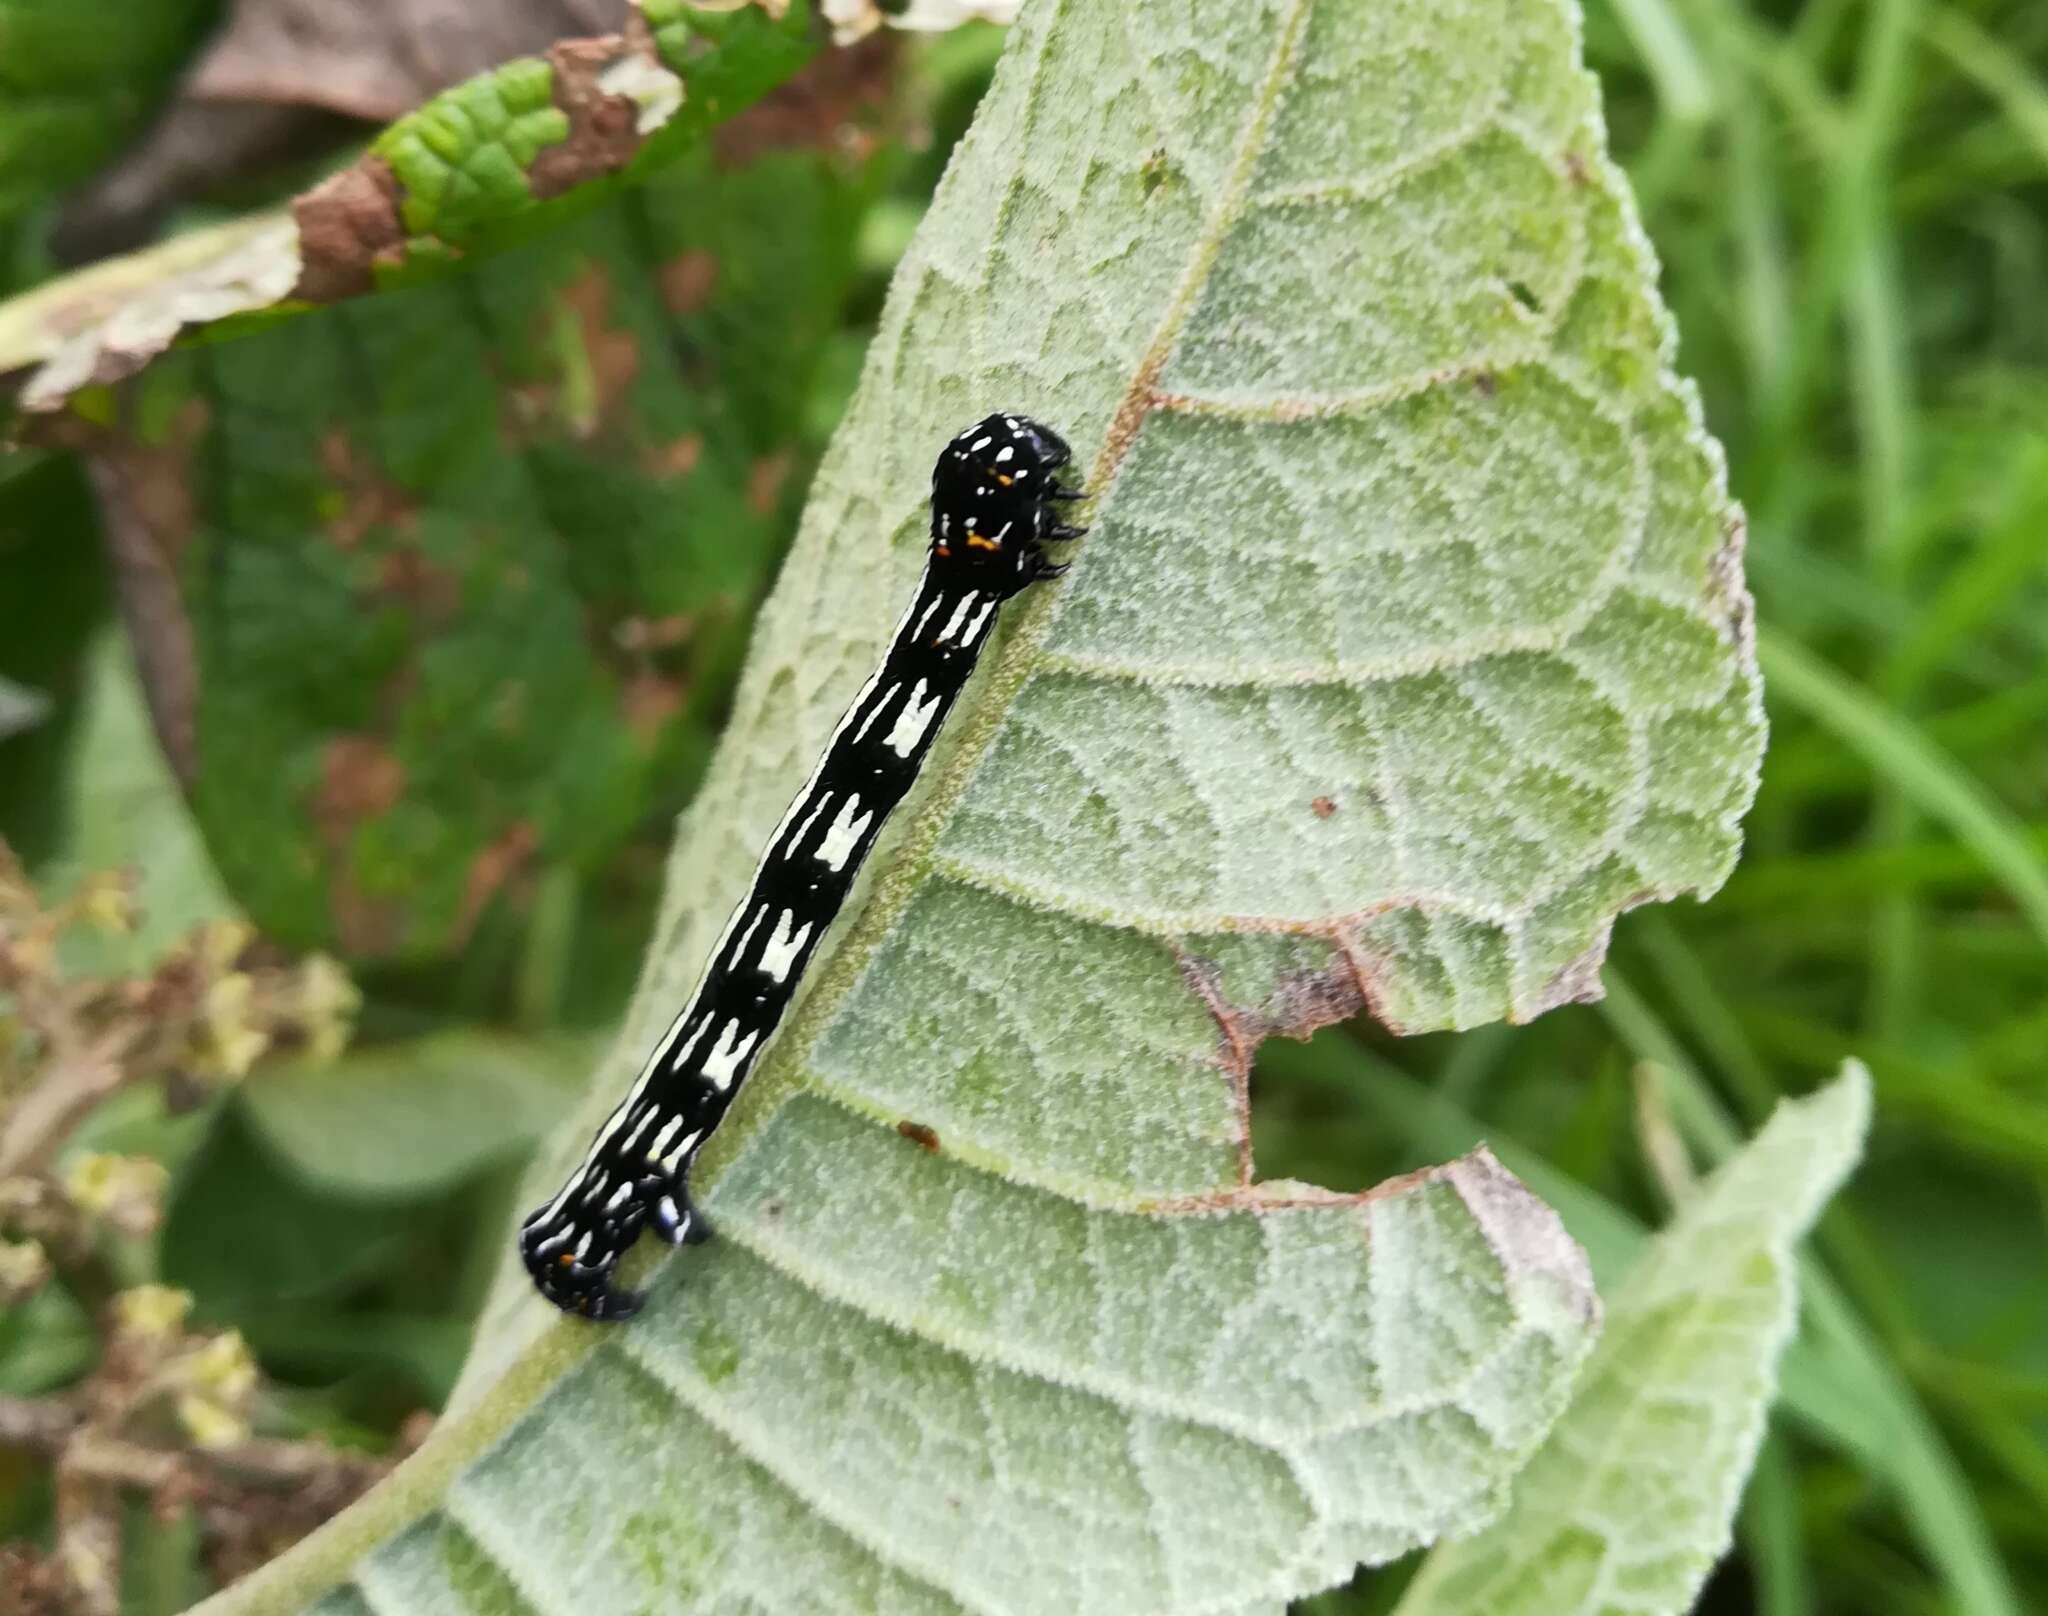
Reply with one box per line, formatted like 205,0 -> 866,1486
194,0 -> 1755,1608
1392,1065 -> 1870,1616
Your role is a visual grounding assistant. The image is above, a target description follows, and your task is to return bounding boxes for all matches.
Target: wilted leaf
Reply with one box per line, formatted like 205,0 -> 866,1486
0,1 -> 823,401
196,0 -> 1761,1607
0,213 -> 303,409
1392,1065 -> 1871,1616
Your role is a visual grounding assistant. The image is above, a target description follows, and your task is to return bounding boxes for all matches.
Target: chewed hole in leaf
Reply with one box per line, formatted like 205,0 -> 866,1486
1245,1029 -> 1400,1196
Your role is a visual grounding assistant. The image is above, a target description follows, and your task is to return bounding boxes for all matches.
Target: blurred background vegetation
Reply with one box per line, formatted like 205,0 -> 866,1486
1,1 -> 2045,1612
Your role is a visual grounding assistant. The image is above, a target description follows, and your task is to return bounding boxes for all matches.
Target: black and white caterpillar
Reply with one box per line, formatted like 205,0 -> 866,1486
520,413 -> 1085,1320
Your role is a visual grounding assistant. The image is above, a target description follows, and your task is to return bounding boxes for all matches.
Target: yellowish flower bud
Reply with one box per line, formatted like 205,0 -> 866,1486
198,918 -> 256,971
79,872 -> 137,934
62,1151 -> 170,1232
182,1329 -> 259,1405
176,1392 -> 250,1451
114,1283 -> 193,1341
0,1237 -> 50,1300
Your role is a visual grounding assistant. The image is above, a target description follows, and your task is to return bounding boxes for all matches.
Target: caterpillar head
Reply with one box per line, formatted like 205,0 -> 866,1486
929,412 -> 1080,591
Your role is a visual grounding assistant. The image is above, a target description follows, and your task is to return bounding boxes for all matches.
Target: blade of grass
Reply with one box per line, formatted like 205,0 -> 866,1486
1763,673 -> 2048,802
1879,443 -> 2048,701
1742,1434 -> 1815,1616
1921,7 -> 2048,168
1718,830 -> 2048,910
1627,912 -> 1780,1121
1758,627 -> 2048,947
1608,0 -> 1717,126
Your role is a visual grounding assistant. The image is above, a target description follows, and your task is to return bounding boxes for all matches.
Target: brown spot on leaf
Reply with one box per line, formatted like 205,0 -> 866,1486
620,671 -> 686,743
1564,149 -> 1591,186
1310,795 -> 1336,818
560,263 -> 641,433
614,613 -> 695,654
713,33 -> 897,166
315,737 -> 407,830
1710,509 -> 1756,653
529,37 -> 647,200
330,884 -> 405,959
645,434 -> 705,482
453,821 -> 540,942
659,251 -> 720,315
1472,369 -> 1498,398
1260,960 -> 1369,1039
746,449 -> 794,517
1181,950 -> 1369,1055
374,551 -> 462,622
896,1121 -> 941,1153
292,158 -> 407,303
319,430 -> 420,549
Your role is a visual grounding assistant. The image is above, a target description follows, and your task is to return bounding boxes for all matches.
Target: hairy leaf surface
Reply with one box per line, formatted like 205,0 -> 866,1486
1393,1065 -> 1870,1616
199,0 -> 1756,1609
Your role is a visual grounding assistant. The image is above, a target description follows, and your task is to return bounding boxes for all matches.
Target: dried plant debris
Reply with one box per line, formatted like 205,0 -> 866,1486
0,850 -> 376,1613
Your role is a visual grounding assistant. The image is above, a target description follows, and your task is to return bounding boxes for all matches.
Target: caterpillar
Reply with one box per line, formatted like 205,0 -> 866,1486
520,413 -> 1086,1320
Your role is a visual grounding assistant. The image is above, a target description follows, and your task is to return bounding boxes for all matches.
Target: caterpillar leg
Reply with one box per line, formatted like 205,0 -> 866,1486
518,1214 -> 647,1322
648,1171 -> 711,1247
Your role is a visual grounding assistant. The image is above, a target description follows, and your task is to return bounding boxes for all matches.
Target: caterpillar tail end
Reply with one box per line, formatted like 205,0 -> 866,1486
518,1162 -> 710,1320
519,1224 -> 646,1323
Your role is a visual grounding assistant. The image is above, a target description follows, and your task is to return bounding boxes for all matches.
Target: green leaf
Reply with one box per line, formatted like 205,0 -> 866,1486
0,0 -> 215,232
194,0 -> 1756,1606
0,3 -> 822,399
240,1032 -> 585,1201
1391,1065 -> 1871,1616
161,1106 -> 417,1311
74,139 -> 873,963
44,630 -> 235,973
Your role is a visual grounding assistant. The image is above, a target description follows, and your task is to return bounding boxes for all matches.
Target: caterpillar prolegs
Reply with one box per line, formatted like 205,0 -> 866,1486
520,414 -> 1085,1320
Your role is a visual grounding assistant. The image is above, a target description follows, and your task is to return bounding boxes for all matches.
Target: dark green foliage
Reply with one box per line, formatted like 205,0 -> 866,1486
127,146 -> 876,961
0,0 -> 218,231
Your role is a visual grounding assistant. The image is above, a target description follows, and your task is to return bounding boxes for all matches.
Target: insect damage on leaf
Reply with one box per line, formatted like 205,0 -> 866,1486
191,0 -> 1756,1610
